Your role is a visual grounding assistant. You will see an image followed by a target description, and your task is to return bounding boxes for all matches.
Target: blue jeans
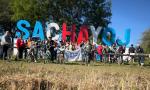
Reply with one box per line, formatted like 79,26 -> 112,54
138,56 -> 144,65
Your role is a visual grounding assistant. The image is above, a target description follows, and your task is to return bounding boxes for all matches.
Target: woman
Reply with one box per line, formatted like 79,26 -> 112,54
16,36 -> 25,59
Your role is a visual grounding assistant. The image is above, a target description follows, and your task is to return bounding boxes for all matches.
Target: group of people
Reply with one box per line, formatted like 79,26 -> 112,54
0,31 -> 146,66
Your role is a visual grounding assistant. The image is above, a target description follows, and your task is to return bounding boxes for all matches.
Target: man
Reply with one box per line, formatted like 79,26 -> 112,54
136,45 -> 144,66
0,39 -> 3,58
129,44 -> 135,53
54,40 -> 58,60
48,37 -> 55,63
1,31 -> 12,60
80,41 -> 85,62
129,44 -> 136,63
102,45 -> 109,63
23,40 -> 28,59
109,44 -> 117,63
85,40 -> 92,65
117,45 -> 125,64
34,42 -> 40,61
41,40 -> 47,59
56,41 -> 65,64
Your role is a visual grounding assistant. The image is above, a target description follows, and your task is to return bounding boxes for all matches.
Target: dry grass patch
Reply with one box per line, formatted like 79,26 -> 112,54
0,61 -> 149,90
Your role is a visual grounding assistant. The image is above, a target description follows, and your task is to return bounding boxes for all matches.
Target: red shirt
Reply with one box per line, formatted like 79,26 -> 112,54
97,45 -> 103,55
16,38 -> 24,48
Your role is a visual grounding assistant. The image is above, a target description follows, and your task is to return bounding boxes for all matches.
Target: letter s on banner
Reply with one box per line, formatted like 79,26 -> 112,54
116,29 -> 131,46
16,20 -> 30,40
102,27 -> 116,46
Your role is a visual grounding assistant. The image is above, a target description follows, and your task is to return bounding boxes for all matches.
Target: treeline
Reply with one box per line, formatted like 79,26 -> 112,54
0,0 -> 112,31
141,29 -> 150,53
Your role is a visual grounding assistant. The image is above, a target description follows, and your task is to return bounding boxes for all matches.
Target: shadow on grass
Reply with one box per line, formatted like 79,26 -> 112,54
144,64 -> 150,66
64,62 -> 81,65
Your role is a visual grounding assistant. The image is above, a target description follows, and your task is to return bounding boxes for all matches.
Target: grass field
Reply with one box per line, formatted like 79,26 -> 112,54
0,60 -> 149,90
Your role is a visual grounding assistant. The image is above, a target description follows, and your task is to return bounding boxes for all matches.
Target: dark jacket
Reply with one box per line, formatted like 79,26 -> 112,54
129,46 -> 135,53
136,47 -> 144,53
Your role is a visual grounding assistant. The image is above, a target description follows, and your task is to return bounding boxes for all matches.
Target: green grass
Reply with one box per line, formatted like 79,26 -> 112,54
0,60 -> 149,90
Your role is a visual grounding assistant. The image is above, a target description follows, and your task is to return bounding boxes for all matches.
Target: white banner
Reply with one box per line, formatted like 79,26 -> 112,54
64,48 -> 82,62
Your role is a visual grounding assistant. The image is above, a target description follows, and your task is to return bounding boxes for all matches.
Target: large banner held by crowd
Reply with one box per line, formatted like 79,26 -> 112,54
64,49 -> 82,62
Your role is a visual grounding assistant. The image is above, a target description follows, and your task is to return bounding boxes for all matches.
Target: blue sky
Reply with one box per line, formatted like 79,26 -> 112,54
109,0 -> 150,45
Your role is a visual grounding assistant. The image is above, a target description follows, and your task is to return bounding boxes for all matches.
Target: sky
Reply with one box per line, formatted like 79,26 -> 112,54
109,0 -> 150,45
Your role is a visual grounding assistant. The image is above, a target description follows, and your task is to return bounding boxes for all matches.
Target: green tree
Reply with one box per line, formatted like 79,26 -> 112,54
10,0 -> 111,28
48,0 -> 112,27
0,0 -> 13,31
10,0 -> 50,26
141,29 -> 150,53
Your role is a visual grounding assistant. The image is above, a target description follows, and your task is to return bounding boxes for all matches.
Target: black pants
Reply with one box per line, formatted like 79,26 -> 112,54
18,47 -> 24,59
85,52 -> 91,64
24,48 -> 27,59
54,50 -> 57,60
50,51 -> 55,62
0,46 -> 3,58
2,45 -> 9,60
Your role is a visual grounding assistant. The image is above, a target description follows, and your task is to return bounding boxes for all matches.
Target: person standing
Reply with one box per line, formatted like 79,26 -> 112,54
54,40 -> 58,60
27,37 -> 32,48
85,40 -> 92,65
118,45 -> 125,64
91,45 -> 96,62
129,44 -> 136,63
16,36 -> 25,59
48,37 -> 55,63
56,41 -> 65,64
68,42 -> 72,51
136,45 -> 144,66
72,43 -> 76,51
102,45 -> 109,63
110,44 -> 117,63
41,40 -> 47,59
34,42 -> 40,61
28,41 -> 36,62
1,31 -> 12,60
23,40 -> 28,59
96,43 -> 103,62
80,41 -> 86,62
129,44 -> 135,53
0,39 -> 3,58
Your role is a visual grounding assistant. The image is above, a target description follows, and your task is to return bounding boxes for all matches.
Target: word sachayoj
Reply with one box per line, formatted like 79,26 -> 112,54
16,20 -> 130,46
